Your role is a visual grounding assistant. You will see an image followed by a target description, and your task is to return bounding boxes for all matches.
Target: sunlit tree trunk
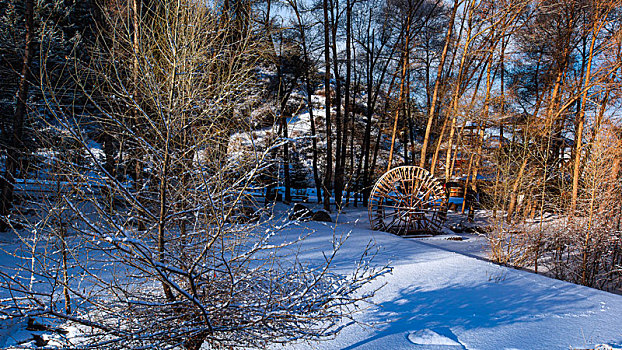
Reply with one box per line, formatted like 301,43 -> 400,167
571,5 -> 611,215
419,0 -> 459,169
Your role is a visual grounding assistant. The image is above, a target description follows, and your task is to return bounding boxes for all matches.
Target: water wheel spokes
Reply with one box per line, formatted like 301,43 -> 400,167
369,166 -> 447,235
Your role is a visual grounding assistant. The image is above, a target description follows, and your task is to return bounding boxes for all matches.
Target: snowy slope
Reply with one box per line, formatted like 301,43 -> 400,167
274,208 -> 622,350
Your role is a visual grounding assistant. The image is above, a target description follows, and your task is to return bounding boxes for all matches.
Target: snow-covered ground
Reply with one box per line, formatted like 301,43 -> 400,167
1,205 -> 621,349
273,206 -> 622,350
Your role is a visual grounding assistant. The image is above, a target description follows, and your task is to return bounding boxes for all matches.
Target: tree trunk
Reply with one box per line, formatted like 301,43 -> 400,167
322,0 -> 333,211
507,51 -> 547,222
282,113 -> 292,203
360,13 -> 397,205
288,0 -> 322,203
304,55 -> 322,204
0,0 -> 35,230
359,24 -> 374,207
571,10 -> 609,215
419,0 -> 459,169
159,134 -> 174,301
343,0 -> 352,207
387,11 -> 412,171
330,0 -> 345,209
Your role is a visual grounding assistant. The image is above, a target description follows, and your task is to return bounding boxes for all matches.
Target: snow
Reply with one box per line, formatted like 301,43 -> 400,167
1,206 -> 621,349
407,329 -> 463,346
272,207 -> 622,350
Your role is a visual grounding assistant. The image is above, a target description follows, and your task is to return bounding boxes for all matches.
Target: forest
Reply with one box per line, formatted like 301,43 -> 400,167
0,0 -> 621,348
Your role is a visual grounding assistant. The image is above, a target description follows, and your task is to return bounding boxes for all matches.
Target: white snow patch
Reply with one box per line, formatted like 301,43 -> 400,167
407,329 -> 462,346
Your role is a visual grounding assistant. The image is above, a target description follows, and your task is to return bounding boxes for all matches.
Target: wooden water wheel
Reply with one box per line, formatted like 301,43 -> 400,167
369,166 -> 447,235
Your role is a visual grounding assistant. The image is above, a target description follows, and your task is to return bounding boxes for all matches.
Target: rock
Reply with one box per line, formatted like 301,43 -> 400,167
445,236 -> 463,241
27,318 -> 68,335
312,209 -> 332,222
289,203 -> 313,221
33,334 -> 48,347
450,223 -> 465,233
27,318 -> 49,332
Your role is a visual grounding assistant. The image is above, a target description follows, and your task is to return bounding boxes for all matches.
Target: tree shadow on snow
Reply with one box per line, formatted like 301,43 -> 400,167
343,281 -> 596,349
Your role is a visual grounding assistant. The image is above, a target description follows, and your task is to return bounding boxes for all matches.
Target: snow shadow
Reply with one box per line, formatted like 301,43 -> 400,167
269,209 -> 622,349
344,282 -> 587,350
343,279 -> 597,349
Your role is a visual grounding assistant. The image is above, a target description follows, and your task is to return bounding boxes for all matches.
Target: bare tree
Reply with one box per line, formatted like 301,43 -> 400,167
0,1 -> 383,348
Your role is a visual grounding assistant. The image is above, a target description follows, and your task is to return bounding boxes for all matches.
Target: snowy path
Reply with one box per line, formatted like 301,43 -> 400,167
279,208 -> 622,350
